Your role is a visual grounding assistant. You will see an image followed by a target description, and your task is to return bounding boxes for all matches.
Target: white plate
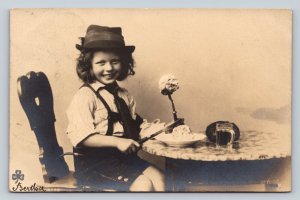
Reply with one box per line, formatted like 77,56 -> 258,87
155,133 -> 206,147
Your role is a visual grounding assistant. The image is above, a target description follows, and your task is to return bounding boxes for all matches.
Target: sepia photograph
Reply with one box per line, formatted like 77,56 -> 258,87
9,9 -> 291,192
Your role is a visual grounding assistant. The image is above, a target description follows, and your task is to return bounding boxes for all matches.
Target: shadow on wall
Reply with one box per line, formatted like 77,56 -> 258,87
236,105 -> 290,125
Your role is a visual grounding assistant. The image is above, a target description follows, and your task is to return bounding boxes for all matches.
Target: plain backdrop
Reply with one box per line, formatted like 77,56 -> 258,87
9,9 -> 291,186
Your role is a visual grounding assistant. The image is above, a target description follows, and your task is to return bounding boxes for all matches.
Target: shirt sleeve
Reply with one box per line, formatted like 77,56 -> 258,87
66,88 -> 98,147
128,93 -> 137,120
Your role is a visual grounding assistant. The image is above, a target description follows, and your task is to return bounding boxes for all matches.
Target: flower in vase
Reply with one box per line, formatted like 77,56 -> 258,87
158,74 -> 179,95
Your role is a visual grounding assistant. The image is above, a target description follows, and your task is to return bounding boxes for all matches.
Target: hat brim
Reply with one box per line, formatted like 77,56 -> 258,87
123,45 -> 135,53
76,43 -> 135,53
92,45 -> 135,53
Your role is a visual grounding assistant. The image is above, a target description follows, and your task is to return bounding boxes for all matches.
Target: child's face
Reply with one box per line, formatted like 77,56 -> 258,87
91,51 -> 122,85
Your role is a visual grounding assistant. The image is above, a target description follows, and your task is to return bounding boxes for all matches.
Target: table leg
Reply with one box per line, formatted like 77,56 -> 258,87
165,158 -> 175,192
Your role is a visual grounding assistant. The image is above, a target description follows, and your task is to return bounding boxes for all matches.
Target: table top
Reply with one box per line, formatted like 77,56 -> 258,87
142,130 -> 290,161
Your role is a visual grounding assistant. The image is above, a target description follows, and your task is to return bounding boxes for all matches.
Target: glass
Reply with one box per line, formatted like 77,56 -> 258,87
215,122 -> 235,147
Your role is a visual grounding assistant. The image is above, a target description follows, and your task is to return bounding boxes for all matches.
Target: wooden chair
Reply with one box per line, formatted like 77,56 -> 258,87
17,71 -> 70,184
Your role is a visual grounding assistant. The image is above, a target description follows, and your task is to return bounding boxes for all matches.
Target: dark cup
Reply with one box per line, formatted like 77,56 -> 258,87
205,121 -> 240,146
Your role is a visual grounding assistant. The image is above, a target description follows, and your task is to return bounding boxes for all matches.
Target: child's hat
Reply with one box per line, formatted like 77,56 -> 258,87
76,25 -> 135,53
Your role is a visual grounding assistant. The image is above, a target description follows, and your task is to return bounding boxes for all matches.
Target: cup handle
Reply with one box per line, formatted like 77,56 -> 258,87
228,129 -> 235,144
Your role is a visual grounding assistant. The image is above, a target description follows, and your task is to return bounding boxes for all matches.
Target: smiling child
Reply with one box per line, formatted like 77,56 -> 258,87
66,25 -> 165,191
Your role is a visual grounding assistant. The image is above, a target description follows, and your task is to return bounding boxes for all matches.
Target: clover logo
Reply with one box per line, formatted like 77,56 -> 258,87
12,170 -> 24,183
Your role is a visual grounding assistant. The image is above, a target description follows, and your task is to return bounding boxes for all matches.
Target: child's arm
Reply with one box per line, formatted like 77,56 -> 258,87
81,134 -> 140,154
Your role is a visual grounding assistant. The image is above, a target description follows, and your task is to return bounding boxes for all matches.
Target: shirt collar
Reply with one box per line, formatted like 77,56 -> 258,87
89,81 -> 119,92
89,81 -> 106,92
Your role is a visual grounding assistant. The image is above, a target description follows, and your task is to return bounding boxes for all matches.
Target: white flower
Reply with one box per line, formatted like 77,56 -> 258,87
158,74 -> 179,95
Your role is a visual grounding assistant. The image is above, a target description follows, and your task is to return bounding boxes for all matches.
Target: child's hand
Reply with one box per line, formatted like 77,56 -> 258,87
116,138 -> 140,154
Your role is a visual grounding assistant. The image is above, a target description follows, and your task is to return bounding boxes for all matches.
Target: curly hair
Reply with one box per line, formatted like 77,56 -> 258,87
76,48 -> 136,84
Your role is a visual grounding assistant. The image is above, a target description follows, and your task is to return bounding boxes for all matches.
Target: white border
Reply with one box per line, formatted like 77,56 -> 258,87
1,0 -> 299,199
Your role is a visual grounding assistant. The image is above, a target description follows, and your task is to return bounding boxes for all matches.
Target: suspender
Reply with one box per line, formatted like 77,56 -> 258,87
80,83 -> 143,140
81,84 -> 114,136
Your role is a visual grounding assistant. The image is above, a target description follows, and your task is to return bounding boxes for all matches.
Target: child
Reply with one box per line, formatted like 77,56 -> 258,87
66,25 -> 165,191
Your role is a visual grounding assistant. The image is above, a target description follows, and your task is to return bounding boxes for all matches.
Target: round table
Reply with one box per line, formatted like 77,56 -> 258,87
142,130 -> 290,192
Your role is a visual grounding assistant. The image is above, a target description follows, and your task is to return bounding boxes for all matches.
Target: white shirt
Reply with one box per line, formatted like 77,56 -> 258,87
66,81 -> 137,147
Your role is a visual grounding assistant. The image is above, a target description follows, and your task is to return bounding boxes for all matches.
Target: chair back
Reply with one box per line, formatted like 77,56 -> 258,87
17,71 -> 69,183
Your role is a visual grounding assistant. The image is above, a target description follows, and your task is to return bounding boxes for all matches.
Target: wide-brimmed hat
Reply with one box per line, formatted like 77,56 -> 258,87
76,25 -> 135,53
